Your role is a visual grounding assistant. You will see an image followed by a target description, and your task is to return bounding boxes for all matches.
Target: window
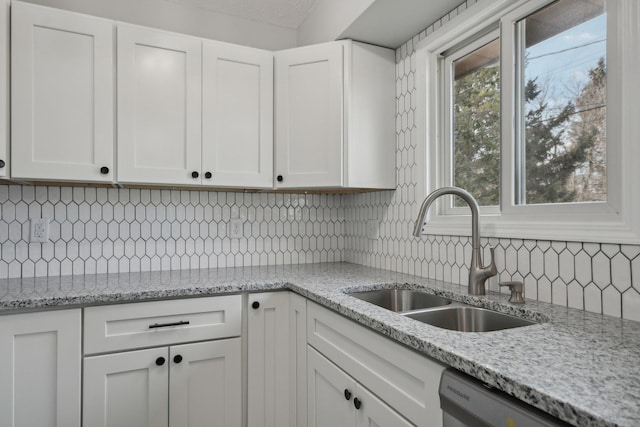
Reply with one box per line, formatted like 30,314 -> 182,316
515,0 -> 607,206
444,32 -> 500,211
414,0 -> 640,243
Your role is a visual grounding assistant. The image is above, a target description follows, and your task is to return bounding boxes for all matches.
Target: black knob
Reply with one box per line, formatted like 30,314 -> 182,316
173,355 -> 183,364
252,301 -> 260,310
204,172 -> 212,179
155,357 -> 165,366
344,389 -> 352,400
276,175 -> 283,182
191,171 -> 199,179
100,166 -> 109,175
353,398 -> 361,410
0,159 -> 5,168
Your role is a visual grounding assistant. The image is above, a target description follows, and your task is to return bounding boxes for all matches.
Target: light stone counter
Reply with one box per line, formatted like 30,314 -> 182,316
1,262 -> 638,427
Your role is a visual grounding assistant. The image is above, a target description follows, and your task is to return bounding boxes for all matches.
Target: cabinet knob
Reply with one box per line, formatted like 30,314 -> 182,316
100,166 -> 109,175
0,159 -> 5,168
276,175 -> 283,182
252,301 -> 260,310
155,357 -> 166,366
204,171 -> 212,179
191,171 -> 199,179
353,397 -> 362,410
173,355 -> 183,364
344,389 -> 352,400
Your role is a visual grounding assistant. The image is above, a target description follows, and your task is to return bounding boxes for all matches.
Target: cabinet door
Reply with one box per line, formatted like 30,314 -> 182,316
0,309 -> 81,427
307,301 -> 445,427
203,42 -> 273,188
355,384 -> 413,427
0,0 -> 9,177
290,292 -> 308,427
275,42 -> 344,189
169,338 -> 241,427
117,24 -> 202,185
307,346 -> 356,427
247,291 -> 291,427
11,2 -> 114,182
83,347 -> 169,427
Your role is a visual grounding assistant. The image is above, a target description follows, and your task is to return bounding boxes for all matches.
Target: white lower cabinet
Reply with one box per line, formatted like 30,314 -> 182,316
247,291 -> 292,427
0,309 -> 81,427
308,346 -> 413,427
169,340 -> 242,426
247,291 -> 309,427
289,292 -> 308,427
0,292 -> 445,427
307,301 -> 446,427
83,338 -> 241,427
83,347 -> 169,427
83,296 -> 242,427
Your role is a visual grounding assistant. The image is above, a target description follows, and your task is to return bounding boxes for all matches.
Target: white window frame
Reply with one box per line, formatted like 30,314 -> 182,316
442,29 -> 501,216
414,0 -> 640,244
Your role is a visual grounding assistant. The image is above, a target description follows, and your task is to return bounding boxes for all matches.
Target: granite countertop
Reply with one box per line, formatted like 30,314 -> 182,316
1,262 -> 638,427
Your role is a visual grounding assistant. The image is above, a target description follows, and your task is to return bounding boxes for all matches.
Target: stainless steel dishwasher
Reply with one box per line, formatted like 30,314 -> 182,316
439,369 -> 571,427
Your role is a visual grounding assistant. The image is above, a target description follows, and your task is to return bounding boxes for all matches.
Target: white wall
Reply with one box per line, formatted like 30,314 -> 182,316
22,0 -> 297,50
296,0 -> 374,46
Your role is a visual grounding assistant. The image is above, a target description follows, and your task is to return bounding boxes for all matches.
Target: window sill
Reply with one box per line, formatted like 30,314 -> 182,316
421,212 -> 640,244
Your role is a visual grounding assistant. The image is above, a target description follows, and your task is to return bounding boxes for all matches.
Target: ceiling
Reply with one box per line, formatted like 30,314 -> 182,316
340,0 -> 464,48
162,0 -> 318,29
161,0 -> 466,48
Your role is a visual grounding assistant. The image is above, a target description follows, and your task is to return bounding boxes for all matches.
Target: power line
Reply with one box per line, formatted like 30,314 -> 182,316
527,104 -> 606,126
528,39 -> 605,60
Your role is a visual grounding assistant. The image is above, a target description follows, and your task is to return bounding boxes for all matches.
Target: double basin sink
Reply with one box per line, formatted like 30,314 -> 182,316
347,288 -> 536,332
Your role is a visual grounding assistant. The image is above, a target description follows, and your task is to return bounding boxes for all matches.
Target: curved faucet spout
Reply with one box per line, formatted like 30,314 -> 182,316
412,187 -> 497,295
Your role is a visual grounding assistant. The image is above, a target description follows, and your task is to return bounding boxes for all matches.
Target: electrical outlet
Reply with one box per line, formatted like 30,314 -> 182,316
30,218 -> 50,243
366,220 -> 379,240
228,218 -> 244,239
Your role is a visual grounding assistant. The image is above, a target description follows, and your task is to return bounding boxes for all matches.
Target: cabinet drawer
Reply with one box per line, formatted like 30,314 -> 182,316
84,295 -> 241,354
307,302 -> 445,427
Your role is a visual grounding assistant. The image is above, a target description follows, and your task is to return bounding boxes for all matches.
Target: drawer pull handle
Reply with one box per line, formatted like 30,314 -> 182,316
149,320 -> 190,329
344,389 -> 352,400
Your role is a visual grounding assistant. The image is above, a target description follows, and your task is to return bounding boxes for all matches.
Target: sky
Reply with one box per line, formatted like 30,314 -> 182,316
525,14 -> 607,109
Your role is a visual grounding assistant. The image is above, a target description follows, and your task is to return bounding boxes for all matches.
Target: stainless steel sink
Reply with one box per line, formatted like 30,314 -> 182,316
403,306 -> 536,332
347,289 -> 452,313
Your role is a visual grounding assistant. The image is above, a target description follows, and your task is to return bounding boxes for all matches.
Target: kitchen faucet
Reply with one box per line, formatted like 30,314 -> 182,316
412,187 -> 497,295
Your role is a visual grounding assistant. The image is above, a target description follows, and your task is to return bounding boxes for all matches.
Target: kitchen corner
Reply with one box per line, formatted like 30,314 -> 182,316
1,0 -> 639,426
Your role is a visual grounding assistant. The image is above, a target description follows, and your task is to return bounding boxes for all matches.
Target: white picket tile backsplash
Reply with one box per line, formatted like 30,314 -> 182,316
0,185 -> 344,278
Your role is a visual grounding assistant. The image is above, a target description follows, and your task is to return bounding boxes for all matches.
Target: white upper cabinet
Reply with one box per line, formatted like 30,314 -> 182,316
203,42 -> 273,188
117,26 -> 274,189
274,40 -> 396,190
11,1 -> 114,182
117,24 -> 202,186
0,0 -> 9,177
275,42 -> 343,189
